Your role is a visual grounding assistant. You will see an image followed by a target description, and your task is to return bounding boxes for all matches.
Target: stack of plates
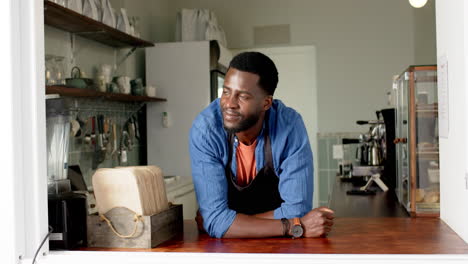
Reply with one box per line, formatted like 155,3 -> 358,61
92,166 -> 169,216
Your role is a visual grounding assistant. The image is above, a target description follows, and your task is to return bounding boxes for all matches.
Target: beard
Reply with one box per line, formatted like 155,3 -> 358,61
222,109 -> 261,134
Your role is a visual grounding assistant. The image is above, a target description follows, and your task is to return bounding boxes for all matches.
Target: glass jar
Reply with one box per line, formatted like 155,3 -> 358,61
45,55 -> 56,86
54,56 -> 66,85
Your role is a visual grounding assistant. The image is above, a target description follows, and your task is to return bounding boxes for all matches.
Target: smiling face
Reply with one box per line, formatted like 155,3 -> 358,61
220,68 -> 272,134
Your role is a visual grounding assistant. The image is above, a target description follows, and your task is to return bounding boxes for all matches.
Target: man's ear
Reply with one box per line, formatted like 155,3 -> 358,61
263,95 -> 273,111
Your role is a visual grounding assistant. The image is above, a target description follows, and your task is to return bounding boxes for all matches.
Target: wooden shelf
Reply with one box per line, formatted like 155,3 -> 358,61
44,1 -> 154,48
46,86 -> 167,102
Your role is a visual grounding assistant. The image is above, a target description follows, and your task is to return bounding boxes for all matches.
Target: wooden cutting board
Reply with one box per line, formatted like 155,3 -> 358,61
92,166 -> 169,216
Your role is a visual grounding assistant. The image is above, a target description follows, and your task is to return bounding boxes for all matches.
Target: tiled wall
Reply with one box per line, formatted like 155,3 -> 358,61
317,132 -> 360,207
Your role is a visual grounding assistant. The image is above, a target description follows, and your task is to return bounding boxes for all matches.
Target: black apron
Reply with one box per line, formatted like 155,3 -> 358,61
226,118 -> 284,215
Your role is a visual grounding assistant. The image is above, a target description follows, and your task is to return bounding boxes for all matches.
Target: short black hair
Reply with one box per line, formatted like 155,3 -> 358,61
228,52 -> 278,96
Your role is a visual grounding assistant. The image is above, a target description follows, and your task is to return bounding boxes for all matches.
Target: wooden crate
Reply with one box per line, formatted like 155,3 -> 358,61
87,204 -> 183,248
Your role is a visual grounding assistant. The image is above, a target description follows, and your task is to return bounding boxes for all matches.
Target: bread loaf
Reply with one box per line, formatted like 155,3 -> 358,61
92,166 -> 169,216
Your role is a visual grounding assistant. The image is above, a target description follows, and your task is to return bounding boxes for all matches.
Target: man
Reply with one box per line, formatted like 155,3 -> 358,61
189,52 -> 334,239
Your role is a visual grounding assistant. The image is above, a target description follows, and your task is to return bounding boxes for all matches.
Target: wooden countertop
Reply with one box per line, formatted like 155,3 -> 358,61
82,218 -> 468,254
80,177 -> 468,254
329,176 -> 409,217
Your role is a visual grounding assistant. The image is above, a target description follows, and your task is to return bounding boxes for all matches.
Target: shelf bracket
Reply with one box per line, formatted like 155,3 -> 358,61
114,46 -> 138,74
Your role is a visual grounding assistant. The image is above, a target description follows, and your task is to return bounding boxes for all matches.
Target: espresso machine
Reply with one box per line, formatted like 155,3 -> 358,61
355,115 -> 385,167
346,109 -> 396,192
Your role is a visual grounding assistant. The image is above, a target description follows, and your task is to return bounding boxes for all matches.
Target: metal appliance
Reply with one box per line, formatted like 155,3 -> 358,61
46,98 -> 87,250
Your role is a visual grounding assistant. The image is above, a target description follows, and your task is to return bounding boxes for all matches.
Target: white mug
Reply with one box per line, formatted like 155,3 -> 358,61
99,64 -> 113,84
96,75 -> 106,92
117,76 -> 131,94
146,85 -> 157,97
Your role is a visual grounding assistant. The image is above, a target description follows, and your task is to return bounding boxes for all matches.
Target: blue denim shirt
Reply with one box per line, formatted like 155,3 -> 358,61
189,99 -> 313,238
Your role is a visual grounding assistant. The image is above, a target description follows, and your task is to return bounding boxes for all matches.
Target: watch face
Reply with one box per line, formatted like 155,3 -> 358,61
291,225 -> 303,238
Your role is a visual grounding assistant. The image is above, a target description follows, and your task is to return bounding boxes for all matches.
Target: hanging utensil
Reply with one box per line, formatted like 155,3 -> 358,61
132,115 -> 140,141
97,115 -> 106,163
104,118 -> 113,157
91,116 -> 101,170
111,122 -> 118,160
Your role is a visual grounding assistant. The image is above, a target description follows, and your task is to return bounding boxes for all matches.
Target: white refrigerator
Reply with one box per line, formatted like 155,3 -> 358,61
145,41 -> 231,219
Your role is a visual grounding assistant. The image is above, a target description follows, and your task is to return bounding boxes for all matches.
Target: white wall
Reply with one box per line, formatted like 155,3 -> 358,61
413,0 -> 437,64
436,0 -> 468,243
168,0 -> 436,133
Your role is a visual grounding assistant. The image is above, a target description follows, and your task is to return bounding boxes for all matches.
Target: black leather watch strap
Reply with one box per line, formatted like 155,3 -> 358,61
281,218 -> 290,237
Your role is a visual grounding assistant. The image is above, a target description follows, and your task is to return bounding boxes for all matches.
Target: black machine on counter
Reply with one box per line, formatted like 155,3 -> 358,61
340,108 -> 397,193
46,98 -> 87,250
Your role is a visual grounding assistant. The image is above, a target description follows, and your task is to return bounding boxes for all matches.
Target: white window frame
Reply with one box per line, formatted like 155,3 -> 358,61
3,1 -> 467,264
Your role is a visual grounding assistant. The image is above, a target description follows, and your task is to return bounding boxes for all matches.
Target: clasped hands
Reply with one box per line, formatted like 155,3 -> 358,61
196,206 -> 334,238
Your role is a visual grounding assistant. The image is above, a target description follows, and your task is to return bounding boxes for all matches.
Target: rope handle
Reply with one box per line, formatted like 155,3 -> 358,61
99,213 -> 143,238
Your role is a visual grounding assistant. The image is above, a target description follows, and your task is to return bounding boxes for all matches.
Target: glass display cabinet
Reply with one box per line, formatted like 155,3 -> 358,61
394,65 -> 439,217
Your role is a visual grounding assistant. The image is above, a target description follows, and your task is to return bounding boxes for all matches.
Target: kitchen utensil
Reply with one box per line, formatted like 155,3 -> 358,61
120,147 -> 128,165
45,55 -> 56,85
75,116 -> 85,137
97,115 -> 106,163
103,117 -> 110,146
133,116 -> 140,140
111,123 -> 118,160
66,78 -> 93,89
116,76 -> 131,94
146,85 -> 157,97
54,56 -> 66,85
70,119 -> 80,137
83,117 -> 92,146
107,82 -> 118,93
92,116 -> 100,169
131,78 -> 144,96
96,75 -> 107,92
66,67 -> 94,89
97,115 -> 104,150
119,129 -> 130,165
104,119 -> 113,158
127,120 -> 135,151
46,99 -> 71,183
99,64 -> 113,83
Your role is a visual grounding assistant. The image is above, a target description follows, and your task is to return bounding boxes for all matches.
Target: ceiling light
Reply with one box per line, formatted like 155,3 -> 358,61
409,0 -> 428,8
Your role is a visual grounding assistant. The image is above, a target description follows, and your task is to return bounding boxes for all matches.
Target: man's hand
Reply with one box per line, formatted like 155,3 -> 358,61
299,207 -> 334,237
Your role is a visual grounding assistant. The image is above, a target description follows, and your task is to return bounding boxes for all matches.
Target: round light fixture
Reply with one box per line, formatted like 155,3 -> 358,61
409,0 -> 428,8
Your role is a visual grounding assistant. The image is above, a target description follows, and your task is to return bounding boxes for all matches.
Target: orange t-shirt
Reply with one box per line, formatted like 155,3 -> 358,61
236,139 -> 257,187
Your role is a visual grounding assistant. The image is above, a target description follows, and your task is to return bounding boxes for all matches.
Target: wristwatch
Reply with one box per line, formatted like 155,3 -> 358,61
291,217 -> 304,238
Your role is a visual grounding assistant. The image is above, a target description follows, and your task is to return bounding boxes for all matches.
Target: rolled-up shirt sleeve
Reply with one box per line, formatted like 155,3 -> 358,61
189,123 -> 236,238
273,114 -> 313,219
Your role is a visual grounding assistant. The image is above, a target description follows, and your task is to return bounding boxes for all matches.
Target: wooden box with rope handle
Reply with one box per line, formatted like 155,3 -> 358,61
87,166 -> 183,248
87,203 -> 183,248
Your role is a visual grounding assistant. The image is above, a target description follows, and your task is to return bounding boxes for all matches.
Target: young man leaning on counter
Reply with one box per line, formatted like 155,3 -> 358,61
189,52 -> 334,239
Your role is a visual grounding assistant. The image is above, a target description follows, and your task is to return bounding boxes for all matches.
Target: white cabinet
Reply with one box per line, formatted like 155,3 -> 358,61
164,176 -> 198,220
